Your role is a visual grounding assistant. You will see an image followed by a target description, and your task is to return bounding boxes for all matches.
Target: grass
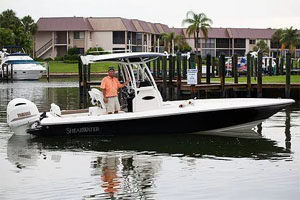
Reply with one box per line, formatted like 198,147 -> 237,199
46,61 -> 117,73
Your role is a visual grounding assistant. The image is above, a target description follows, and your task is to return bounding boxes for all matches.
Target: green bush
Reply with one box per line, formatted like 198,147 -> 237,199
44,57 -> 53,61
54,56 -> 64,61
63,54 -> 79,63
67,47 -> 80,55
86,47 -> 109,55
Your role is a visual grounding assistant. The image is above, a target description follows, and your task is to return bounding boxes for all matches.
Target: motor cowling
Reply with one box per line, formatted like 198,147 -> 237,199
7,98 -> 40,135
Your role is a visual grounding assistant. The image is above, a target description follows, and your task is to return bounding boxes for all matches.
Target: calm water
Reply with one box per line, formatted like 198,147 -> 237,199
0,79 -> 300,200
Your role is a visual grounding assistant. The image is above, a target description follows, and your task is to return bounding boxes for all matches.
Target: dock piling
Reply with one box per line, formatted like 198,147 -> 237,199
196,54 -> 202,84
285,52 -> 291,98
162,56 -> 167,101
257,51 -> 263,98
219,54 -> 226,97
233,54 -> 238,83
206,54 -> 211,84
246,53 -> 251,97
176,52 -> 182,99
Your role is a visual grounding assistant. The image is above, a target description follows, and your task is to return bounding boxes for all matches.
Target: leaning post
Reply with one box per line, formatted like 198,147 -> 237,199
246,53 -> 251,97
233,54 -> 238,83
206,54 -> 211,84
257,51 -> 263,98
189,52 -> 196,98
162,56 -> 167,101
176,52 -> 182,99
196,53 -> 202,84
285,52 -> 291,98
219,54 -> 226,97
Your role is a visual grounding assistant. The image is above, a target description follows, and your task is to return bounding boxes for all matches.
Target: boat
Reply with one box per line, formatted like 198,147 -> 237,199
0,48 -> 46,80
6,52 -> 294,136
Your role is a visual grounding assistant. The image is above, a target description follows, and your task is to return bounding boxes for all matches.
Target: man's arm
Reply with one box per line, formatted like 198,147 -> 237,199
119,79 -> 130,88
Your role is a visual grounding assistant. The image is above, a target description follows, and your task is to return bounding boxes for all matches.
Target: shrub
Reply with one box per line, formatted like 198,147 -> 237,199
44,57 -> 53,61
54,56 -> 64,61
86,47 -> 109,55
67,47 -> 80,55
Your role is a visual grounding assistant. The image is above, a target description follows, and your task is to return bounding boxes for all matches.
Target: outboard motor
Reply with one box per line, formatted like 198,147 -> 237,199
7,98 -> 40,135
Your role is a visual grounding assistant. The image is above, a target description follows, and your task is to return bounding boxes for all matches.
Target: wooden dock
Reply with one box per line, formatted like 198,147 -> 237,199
78,51 -> 300,106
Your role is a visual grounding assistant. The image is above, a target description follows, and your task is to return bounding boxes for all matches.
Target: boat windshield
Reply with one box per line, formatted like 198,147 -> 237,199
4,60 -> 40,65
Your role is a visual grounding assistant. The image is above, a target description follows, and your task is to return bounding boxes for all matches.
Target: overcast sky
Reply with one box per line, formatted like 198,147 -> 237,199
1,0 -> 299,29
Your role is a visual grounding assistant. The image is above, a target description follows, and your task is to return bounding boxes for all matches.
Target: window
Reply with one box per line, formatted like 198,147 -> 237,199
202,39 -> 215,48
234,39 -> 246,48
74,32 -> 84,39
202,49 -> 216,57
89,32 -> 92,40
249,39 -> 256,45
113,31 -> 125,44
136,33 -> 143,45
216,38 -> 230,48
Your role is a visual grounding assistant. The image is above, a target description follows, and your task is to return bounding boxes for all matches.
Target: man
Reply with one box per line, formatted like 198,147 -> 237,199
100,67 -> 130,114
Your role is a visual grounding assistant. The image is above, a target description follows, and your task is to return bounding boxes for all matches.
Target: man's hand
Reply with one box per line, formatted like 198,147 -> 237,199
104,97 -> 108,103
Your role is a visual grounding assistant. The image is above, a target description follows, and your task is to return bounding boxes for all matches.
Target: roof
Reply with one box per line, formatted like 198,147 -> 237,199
230,28 -> 276,39
179,27 -> 277,39
88,17 -> 127,31
37,17 -> 93,31
81,52 -> 166,64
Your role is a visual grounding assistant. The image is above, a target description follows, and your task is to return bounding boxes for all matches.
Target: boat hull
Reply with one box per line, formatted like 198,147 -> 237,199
28,103 -> 288,136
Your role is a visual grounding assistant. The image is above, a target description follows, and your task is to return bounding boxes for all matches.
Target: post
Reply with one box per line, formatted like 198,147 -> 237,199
157,57 -> 161,78
46,61 -> 50,82
6,63 -> 9,82
176,52 -> 182,99
254,57 -> 257,80
196,54 -> 202,84
83,64 -> 88,107
219,54 -> 226,97
162,56 -> 167,101
275,57 -> 279,75
206,54 -> 211,84
153,59 -> 157,79
211,57 -> 215,78
10,64 -> 13,82
246,53 -> 251,97
257,51 -> 263,98
78,57 -> 83,104
285,52 -> 291,98
182,55 -> 187,79
280,56 -> 284,75
168,55 -> 174,100
268,58 -> 273,76
87,63 -> 91,82
250,56 -> 254,77
189,52 -> 196,98
233,54 -> 238,83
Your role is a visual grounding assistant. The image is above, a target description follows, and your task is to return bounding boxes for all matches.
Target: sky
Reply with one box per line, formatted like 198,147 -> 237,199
0,0 -> 300,29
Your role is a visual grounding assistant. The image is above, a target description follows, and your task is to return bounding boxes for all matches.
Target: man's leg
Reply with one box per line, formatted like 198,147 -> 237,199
114,97 -> 121,113
106,97 -> 115,114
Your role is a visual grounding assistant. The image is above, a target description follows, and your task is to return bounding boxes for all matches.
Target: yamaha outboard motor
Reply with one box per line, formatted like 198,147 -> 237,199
7,98 -> 40,135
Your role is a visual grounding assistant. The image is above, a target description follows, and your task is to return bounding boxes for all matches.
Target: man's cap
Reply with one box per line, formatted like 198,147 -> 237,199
108,67 -> 115,72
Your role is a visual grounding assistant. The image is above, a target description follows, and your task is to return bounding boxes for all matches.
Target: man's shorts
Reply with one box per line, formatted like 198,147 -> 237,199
106,96 -> 121,113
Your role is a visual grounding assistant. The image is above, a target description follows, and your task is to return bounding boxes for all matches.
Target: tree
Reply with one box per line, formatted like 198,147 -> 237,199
271,29 -> 283,51
161,32 -> 185,54
253,40 -> 270,56
0,28 -> 15,49
182,11 -> 213,53
0,9 -> 37,54
280,27 -> 299,54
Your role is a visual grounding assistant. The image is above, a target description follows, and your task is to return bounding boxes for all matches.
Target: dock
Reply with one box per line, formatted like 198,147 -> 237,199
77,51 -> 299,106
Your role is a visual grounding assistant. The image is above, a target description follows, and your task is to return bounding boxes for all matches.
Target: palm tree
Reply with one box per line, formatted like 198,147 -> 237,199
182,11 -> 213,54
280,27 -> 299,54
253,40 -> 270,56
161,32 -> 185,54
271,28 -> 283,56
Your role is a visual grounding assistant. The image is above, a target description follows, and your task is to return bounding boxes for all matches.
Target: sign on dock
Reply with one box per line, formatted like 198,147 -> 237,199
187,69 -> 198,85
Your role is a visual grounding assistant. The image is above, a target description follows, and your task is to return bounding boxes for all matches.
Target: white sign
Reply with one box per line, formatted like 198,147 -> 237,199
187,69 -> 198,85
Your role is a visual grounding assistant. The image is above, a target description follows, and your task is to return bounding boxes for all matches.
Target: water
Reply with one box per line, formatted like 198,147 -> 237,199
0,79 -> 300,200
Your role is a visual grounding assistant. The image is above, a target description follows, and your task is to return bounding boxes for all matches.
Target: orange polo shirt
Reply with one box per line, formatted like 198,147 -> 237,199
100,76 -> 122,97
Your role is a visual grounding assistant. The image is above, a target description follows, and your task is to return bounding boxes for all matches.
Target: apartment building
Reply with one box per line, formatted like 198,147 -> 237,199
34,17 -> 300,59
34,17 -> 170,59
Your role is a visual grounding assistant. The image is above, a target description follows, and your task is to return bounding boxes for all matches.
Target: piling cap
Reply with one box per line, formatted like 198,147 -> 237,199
108,67 -> 115,72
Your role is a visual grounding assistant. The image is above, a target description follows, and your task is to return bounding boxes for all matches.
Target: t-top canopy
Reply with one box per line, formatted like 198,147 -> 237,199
80,52 -> 166,65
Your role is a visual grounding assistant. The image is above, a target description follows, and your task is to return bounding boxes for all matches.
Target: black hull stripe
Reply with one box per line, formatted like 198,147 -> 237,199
28,104 -> 286,136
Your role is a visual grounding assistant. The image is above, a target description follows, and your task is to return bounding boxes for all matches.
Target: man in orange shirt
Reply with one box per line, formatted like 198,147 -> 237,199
100,67 -> 130,114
